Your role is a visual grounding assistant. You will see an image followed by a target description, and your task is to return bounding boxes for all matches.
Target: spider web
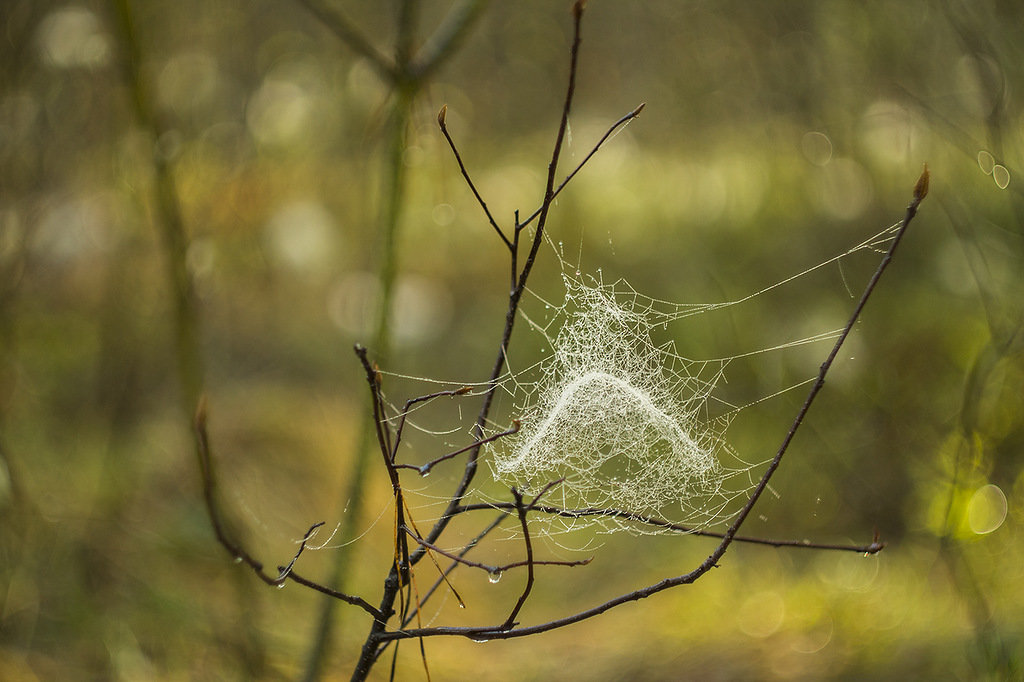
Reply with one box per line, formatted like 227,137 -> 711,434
368,221 -> 901,542
468,222 -> 901,536
487,273 -> 738,533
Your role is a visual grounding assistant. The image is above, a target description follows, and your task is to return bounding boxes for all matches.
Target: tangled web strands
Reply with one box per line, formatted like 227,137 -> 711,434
482,222 -> 905,535
489,273 -> 746,535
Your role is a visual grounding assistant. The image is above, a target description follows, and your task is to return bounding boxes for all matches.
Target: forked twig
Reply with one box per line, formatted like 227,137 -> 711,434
372,165 -> 930,644
501,488 -> 535,629
409,0 -> 590,579
439,100 -> 646,245
438,105 -> 511,249
276,521 -> 327,581
393,421 -> 521,476
192,400 -> 379,617
319,4 -> 925,678
519,102 -> 646,230
400,527 -> 591,575
391,385 -> 473,462
455,502 -> 886,554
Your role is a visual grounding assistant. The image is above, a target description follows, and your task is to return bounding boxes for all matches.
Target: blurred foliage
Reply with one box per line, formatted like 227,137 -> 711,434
1,1 -> 1023,680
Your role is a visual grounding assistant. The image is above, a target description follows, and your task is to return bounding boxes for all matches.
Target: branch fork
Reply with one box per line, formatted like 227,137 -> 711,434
191,4 -> 928,678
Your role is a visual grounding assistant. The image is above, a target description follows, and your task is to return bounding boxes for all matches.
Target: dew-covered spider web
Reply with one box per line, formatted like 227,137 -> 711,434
375,221 -> 903,540
488,272 -> 738,533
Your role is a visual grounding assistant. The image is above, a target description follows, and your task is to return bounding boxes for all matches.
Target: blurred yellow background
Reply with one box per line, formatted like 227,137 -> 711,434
1,1 -> 1022,680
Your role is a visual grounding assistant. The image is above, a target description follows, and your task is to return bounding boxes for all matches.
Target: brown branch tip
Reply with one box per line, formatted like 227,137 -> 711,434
914,163 -> 929,202
438,104 -> 448,127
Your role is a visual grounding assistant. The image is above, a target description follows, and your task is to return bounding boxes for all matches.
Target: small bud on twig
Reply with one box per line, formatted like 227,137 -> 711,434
437,104 -> 448,128
914,163 -> 929,203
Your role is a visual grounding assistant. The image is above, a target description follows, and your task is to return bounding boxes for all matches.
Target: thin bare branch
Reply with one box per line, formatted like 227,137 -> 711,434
719,166 -> 929,551
401,526 -> 591,575
393,421 -> 520,476
392,385 -> 473,461
285,571 -> 383,615
414,0 -> 591,569
193,402 -> 380,617
455,502 -> 885,554
502,489 -> 535,629
512,0 -> 584,260
372,168 -> 927,644
399,511 -> 508,630
354,345 -> 399,490
437,105 -> 512,249
520,102 -> 646,230
276,522 -> 327,581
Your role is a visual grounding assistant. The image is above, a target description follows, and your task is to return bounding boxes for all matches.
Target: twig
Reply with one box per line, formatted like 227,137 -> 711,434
519,102 -> 646,230
192,401 -> 380,617
372,164 -> 929,644
391,385 -> 474,462
276,522 -> 327,581
399,511 -> 509,630
511,0 -> 584,269
393,421 -> 520,476
401,527 -> 592,575
438,105 -> 512,249
413,0 -> 590,569
354,345 -> 398,489
719,164 -> 927,548
455,502 -> 885,554
502,489 -> 535,629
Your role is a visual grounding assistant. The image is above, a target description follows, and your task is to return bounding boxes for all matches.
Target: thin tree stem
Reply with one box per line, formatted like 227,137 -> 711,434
373,168 -> 928,644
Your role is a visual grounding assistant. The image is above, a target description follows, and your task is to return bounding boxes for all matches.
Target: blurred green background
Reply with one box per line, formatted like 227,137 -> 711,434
2,1 -> 1022,680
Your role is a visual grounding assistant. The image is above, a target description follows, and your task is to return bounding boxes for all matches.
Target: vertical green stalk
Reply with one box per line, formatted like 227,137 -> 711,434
373,85 -> 416,360
108,0 -> 202,417
297,2 -> 491,677
300,66 -> 417,682
109,0 -> 266,677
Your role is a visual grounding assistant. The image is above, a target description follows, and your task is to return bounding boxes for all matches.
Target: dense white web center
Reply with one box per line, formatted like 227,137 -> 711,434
475,222 -> 901,535
491,275 -> 728,528
371,222 -> 901,538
